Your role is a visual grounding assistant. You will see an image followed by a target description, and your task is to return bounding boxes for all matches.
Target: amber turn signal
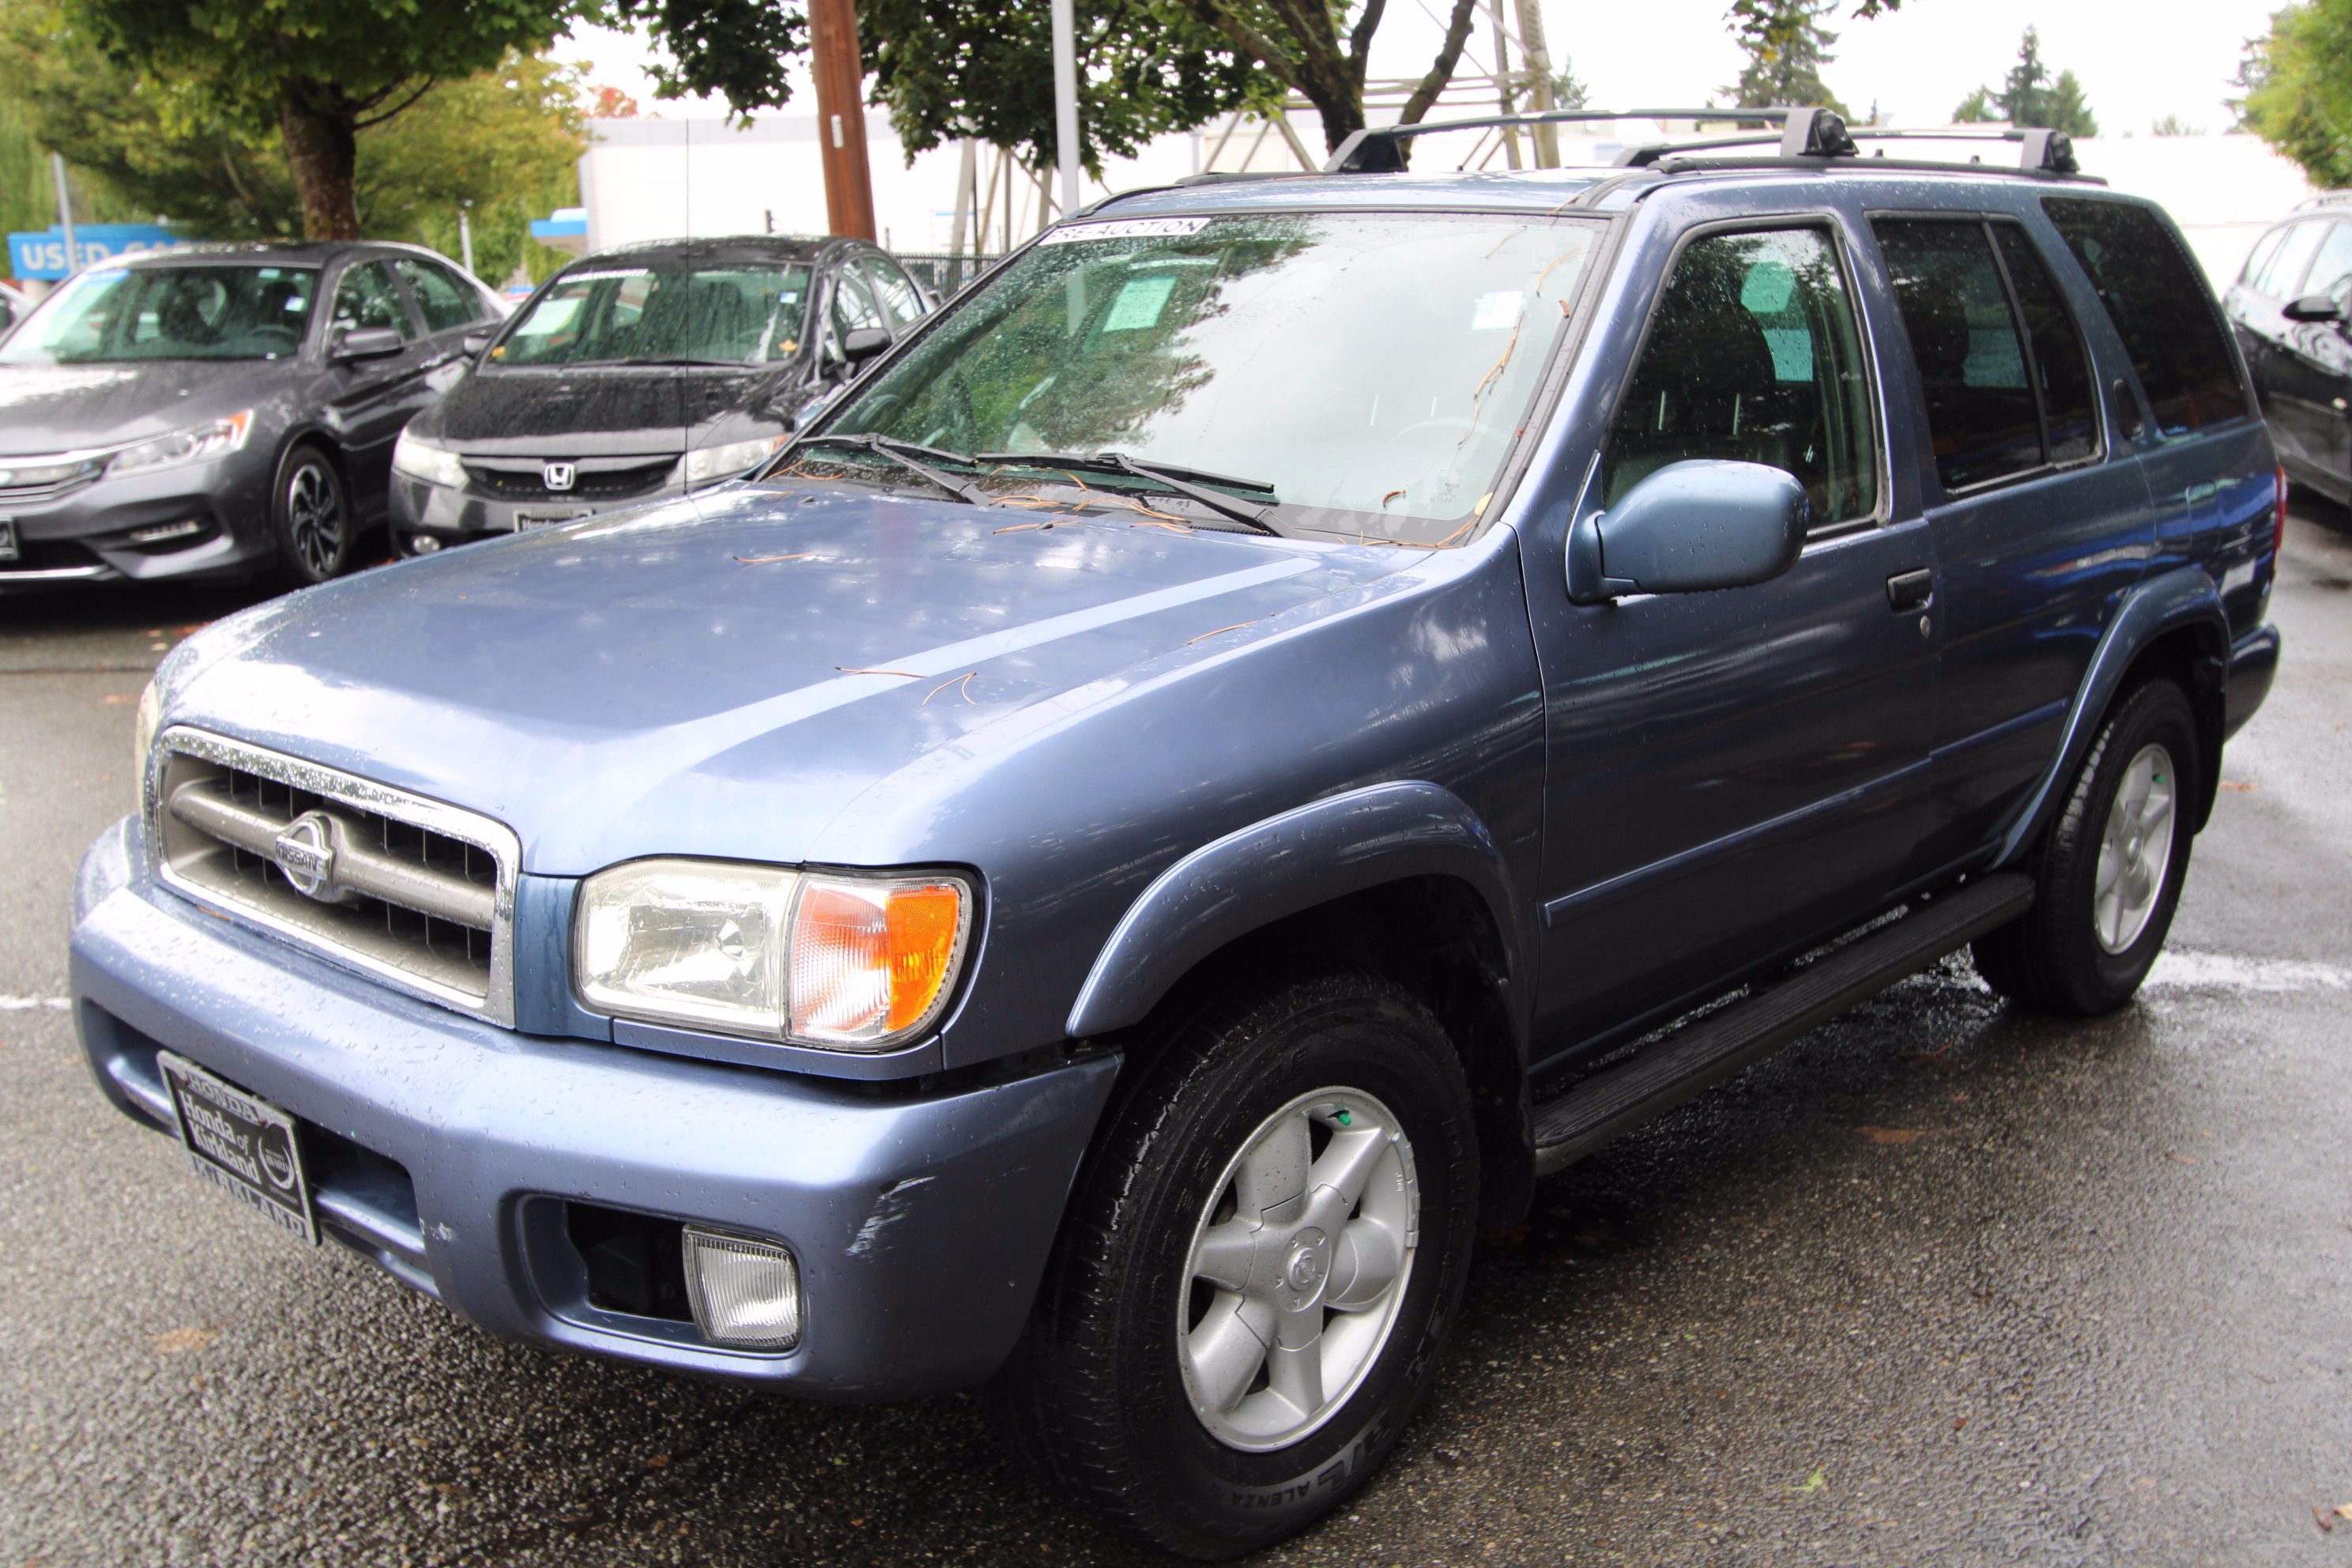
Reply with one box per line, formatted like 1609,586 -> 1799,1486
787,875 -> 971,1047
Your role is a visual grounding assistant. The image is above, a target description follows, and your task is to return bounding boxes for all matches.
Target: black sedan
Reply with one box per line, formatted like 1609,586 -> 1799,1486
387,236 -> 932,550
2226,195 -> 2352,502
0,241 -> 502,587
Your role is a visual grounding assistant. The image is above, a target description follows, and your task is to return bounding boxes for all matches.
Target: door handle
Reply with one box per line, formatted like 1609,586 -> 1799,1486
1886,568 -> 1934,611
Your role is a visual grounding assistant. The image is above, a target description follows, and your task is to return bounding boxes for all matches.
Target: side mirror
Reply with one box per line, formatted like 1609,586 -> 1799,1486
462,330 -> 492,356
841,326 -> 892,364
2283,292 -> 2344,324
334,325 -> 407,361
1566,459 -> 1809,604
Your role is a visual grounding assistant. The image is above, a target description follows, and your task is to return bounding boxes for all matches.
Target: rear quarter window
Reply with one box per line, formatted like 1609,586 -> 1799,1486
2041,197 -> 2248,437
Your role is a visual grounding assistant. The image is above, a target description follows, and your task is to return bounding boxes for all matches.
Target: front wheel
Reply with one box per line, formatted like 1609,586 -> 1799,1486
271,444 -> 353,586
990,970 -> 1479,1559
1973,678 -> 2201,1013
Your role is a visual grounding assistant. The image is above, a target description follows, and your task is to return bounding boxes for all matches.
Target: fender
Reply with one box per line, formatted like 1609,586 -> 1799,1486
1065,781 -> 1523,1040
1992,564 -> 2231,868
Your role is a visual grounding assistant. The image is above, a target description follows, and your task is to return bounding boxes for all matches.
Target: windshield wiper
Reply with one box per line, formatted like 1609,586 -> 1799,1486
977,450 -> 1280,533
792,432 -> 990,506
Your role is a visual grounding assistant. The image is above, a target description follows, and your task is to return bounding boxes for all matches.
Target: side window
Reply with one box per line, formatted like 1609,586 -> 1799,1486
2239,227 -> 2286,293
2042,197 -> 2248,436
824,266 -> 885,360
394,258 -> 483,333
2257,220 -> 2326,300
1994,224 -> 2100,465
1874,220 -> 2042,492
1603,225 -> 1879,527
330,261 -> 415,341
864,257 -> 925,329
2302,222 -> 2352,307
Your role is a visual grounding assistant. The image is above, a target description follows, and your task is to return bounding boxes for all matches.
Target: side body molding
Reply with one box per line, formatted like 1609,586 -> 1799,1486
1066,781 -> 1521,1039
1992,564 -> 2231,868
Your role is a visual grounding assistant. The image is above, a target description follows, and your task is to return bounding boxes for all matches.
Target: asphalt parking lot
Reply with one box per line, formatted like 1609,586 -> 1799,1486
3,511 -> 2349,1568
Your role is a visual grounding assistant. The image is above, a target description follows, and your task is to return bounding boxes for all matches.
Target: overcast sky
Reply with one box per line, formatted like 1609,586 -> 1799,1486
556,0 -> 2280,139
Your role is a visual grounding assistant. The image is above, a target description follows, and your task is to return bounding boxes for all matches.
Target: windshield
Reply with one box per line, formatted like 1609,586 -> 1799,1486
817,212 -> 1600,542
492,263 -> 812,368
0,264 -> 317,364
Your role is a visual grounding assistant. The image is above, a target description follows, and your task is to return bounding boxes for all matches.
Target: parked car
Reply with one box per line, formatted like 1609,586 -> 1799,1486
386,236 -> 933,553
0,279 -> 29,339
2226,192 -> 2352,503
74,113 -> 2280,1559
0,241 -> 503,587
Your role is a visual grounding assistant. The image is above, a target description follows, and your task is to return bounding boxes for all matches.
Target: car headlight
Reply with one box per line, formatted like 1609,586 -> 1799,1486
684,435 -> 785,487
107,411 -> 253,478
391,428 -> 468,489
575,860 -> 972,1050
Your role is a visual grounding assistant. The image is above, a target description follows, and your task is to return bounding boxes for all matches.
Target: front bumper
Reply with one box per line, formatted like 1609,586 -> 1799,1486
390,469 -> 689,544
71,816 -> 1118,1399
0,453 -> 269,585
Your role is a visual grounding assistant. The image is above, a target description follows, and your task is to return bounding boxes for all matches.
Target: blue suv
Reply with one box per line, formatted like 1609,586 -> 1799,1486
71,111 -> 2280,1558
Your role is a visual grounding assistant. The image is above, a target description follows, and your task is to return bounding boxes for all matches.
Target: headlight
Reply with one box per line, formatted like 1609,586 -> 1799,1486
132,674 -> 164,786
684,435 -> 784,487
575,860 -> 971,1050
391,428 -> 468,489
107,411 -> 253,478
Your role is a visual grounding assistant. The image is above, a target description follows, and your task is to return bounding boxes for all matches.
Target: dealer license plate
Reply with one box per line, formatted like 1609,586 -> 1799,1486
514,507 -> 593,530
157,1052 -> 318,1246
0,518 -> 18,561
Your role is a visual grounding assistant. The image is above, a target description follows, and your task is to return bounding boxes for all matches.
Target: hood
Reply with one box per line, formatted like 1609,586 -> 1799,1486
0,360 -> 289,456
426,364 -> 777,457
163,487 -> 1419,875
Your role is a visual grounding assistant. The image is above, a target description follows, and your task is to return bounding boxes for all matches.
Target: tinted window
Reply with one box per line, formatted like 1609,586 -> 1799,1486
333,261 -> 414,340
2257,220 -> 2327,299
1992,225 -> 2100,465
1604,226 -> 1879,525
1875,220 -> 2042,492
2304,222 -> 2352,303
864,257 -> 925,329
0,264 -> 316,364
2043,197 -> 2248,435
395,258 -> 483,333
2239,227 -> 2286,292
493,264 -> 811,367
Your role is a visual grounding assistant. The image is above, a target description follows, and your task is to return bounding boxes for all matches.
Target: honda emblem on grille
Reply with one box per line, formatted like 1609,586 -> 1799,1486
271,812 -> 342,902
542,462 -> 577,492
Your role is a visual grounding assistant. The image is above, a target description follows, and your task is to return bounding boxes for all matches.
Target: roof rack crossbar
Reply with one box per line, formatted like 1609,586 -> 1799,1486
1329,105 -> 2082,177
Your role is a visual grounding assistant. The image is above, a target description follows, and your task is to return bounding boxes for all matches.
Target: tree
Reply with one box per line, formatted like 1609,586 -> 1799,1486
1724,0 -> 1849,117
50,0 -> 803,241
1952,85 -> 1998,122
2150,113 -> 2201,136
1173,0 -> 1487,152
1951,28 -> 2098,135
2237,0 -> 2352,189
861,0 -> 1280,177
1551,56 -> 1591,112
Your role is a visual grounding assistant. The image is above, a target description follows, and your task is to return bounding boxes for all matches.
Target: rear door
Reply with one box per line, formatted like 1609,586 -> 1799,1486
1868,213 -> 2150,864
392,254 -> 497,395
1528,213 -> 1937,1054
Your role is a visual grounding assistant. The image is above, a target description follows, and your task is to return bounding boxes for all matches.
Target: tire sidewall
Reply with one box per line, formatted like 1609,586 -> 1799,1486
1093,984 -> 1477,1554
273,443 -> 351,585
2048,681 -> 2200,1005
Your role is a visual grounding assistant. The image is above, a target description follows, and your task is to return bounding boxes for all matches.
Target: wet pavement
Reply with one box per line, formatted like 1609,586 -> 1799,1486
2,510 -> 2348,1567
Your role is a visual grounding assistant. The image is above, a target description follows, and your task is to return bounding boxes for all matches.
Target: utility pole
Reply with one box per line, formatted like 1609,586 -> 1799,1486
1051,0 -> 1080,220
1513,0 -> 1561,168
808,0 -> 878,241
458,202 -> 476,275
50,152 -> 79,273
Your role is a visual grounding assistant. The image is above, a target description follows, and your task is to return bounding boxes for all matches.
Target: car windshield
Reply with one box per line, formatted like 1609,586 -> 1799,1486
0,264 -> 318,364
492,263 -> 812,368
816,211 -> 1600,543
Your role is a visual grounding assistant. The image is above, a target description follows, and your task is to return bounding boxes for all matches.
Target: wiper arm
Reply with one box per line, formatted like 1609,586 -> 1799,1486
793,432 -> 990,506
978,450 -> 1280,533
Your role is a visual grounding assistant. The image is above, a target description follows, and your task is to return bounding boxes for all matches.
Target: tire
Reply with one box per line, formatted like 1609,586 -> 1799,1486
989,968 -> 1479,1559
271,443 -> 354,586
1973,678 -> 2200,1014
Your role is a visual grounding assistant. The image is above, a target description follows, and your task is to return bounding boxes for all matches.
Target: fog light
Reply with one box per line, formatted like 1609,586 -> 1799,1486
409,534 -> 441,554
126,518 -> 205,545
681,1227 -> 801,1349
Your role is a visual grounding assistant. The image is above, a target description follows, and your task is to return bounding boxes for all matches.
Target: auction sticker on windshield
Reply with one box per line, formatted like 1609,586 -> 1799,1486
158,1052 -> 318,1245
1041,217 -> 1213,245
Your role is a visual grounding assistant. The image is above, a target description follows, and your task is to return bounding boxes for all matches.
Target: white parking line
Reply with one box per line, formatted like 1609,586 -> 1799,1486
0,995 -> 71,1011
2145,950 -> 2352,993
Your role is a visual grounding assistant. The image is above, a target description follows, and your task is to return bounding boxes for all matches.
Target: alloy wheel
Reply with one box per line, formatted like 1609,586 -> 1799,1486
285,461 -> 345,578
2094,741 -> 2177,954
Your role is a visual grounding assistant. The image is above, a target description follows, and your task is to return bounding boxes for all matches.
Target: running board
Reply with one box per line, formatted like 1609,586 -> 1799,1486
1530,873 -> 2034,1174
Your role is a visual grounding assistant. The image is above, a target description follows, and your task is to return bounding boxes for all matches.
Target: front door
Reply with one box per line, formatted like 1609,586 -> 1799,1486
2272,221 -> 2352,488
318,258 -> 432,507
1526,217 -> 1938,1061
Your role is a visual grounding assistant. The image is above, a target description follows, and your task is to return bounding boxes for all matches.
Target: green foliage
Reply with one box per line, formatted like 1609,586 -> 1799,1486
1724,0 -> 1850,117
2237,0 -> 2352,188
1952,28 -> 2098,135
2149,114 -> 2201,136
861,0 -> 1280,176
1167,0 -> 1487,151
1551,57 -> 1591,112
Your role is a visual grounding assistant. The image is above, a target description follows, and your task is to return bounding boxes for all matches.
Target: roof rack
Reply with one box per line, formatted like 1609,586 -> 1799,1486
1325,107 -> 2088,179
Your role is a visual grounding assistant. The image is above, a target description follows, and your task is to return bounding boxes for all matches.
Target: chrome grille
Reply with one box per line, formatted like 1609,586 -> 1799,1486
148,729 -> 518,1025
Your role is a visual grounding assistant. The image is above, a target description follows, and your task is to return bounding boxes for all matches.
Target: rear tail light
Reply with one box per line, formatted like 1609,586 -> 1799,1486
2274,464 -> 2289,558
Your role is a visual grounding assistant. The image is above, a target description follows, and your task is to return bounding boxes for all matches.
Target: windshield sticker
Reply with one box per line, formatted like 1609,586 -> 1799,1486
1102,273 -> 1179,333
1470,289 -> 1525,331
1042,217 -> 1214,246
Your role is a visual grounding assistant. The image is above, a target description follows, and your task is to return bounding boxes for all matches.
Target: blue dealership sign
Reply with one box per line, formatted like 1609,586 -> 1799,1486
7,224 -> 199,281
